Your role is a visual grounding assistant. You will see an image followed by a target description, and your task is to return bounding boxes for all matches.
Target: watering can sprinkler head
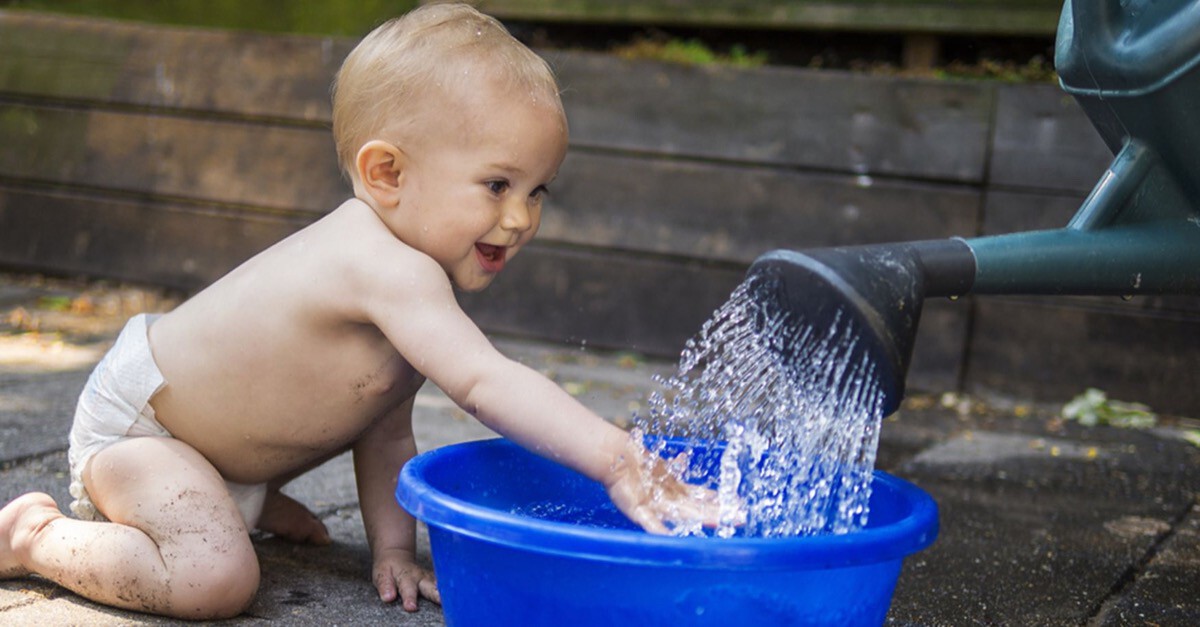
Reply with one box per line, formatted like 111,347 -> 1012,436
747,241 -> 974,417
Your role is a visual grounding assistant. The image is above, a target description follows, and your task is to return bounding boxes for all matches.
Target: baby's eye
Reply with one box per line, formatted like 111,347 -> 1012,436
485,180 -> 509,195
530,185 -> 549,201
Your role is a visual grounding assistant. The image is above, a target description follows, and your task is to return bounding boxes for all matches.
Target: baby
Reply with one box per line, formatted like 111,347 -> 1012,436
0,3 -> 714,619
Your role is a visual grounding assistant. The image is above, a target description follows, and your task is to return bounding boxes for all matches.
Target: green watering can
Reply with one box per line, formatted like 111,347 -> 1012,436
749,0 -> 1200,416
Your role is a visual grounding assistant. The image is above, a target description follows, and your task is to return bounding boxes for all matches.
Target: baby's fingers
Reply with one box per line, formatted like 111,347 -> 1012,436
695,488 -> 745,529
398,575 -> 420,612
389,566 -> 439,611
374,569 -> 399,604
660,485 -> 745,530
419,576 -> 442,605
629,503 -> 671,535
674,491 -> 722,527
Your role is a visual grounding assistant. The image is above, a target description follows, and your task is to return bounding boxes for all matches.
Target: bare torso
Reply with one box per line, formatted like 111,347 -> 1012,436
147,201 -> 424,484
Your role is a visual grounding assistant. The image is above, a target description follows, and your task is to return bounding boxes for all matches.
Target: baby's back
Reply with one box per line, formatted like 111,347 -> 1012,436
145,201 -> 423,484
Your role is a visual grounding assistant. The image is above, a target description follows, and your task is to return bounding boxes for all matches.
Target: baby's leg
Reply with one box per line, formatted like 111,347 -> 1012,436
3,437 -> 259,619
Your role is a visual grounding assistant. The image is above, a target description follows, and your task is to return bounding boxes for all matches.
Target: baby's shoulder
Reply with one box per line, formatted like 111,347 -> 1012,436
313,200 -> 413,259
315,200 -> 448,289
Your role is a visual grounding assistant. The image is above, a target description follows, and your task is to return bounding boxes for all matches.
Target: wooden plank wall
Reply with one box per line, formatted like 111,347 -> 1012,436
1,12 -> 1197,415
0,11 -> 352,289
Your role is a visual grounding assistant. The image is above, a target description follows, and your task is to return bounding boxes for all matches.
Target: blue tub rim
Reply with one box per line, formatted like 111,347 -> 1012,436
398,437 -> 938,570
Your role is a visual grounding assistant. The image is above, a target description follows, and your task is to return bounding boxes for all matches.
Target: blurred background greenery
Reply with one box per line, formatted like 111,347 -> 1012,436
0,0 -> 420,36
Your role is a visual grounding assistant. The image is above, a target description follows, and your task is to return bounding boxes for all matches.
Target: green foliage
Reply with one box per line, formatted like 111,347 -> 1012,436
1061,388 -> 1157,429
614,37 -> 768,69
0,0 -> 420,36
35,295 -> 72,311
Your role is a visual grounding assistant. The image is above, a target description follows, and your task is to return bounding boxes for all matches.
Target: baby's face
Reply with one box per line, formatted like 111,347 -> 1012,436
387,79 -> 568,292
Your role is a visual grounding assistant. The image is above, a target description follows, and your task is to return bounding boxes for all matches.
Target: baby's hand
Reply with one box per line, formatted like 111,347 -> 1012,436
372,548 -> 440,611
603,438 -> 726,535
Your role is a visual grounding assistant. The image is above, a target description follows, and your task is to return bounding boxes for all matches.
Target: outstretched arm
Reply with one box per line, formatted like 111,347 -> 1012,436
360,253 -> 719,533
447,334 -> 723,533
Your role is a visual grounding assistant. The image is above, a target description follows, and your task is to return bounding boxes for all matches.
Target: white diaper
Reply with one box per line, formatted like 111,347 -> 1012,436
68,313 -> 266,528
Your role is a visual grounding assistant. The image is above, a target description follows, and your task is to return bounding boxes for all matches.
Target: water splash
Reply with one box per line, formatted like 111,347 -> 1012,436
633,269 -> 885,538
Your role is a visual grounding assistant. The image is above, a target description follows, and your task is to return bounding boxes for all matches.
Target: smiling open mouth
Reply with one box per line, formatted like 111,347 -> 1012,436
475,243 -> 507,272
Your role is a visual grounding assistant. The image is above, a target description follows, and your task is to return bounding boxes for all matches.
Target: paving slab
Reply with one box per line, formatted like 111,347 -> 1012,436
1092,499 -> 1200,626
2,272 -> 1199,626
0,369 -> 92,461
884,417 -> 1200,625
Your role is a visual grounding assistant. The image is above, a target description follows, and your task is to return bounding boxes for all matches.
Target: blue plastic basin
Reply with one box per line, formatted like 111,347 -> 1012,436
397,438 -> 937,626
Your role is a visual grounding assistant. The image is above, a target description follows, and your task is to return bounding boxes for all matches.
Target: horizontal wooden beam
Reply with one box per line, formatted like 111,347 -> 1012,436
547,150 -> 981,264
0,185 -> 308,288
463,0 -> 1062,36
0,10 -> 346,122
554,50 -> 994,182
0,103 -> 347,215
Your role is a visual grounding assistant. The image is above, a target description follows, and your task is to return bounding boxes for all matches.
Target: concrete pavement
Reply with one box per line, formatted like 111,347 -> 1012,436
2,272 -> 1199,625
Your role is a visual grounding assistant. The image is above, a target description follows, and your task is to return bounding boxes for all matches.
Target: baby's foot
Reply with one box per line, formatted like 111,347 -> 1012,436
1,492 -> 61,578
256,491 -> 331,545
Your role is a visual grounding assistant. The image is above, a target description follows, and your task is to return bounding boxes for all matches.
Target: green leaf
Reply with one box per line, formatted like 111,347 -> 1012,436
1061,388 -> 1156,429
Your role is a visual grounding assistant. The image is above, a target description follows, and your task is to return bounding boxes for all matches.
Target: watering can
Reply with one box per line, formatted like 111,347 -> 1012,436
749,0 -> 1200,416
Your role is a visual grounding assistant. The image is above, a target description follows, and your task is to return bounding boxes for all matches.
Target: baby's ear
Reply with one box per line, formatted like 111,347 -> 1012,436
355,140 -> 405,208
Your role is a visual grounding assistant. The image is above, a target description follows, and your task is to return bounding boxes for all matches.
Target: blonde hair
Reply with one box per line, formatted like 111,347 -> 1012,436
332,3 -> 563,181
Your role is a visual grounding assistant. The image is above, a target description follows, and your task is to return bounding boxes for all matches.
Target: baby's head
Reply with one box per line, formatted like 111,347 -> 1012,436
332,3 -> 566,190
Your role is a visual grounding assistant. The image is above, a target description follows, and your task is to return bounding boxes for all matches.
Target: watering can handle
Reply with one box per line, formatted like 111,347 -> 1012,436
1061,0 -> 1200,91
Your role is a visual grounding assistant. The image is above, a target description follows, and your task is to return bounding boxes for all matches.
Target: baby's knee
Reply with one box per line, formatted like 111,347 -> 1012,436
171,553 -> 260,619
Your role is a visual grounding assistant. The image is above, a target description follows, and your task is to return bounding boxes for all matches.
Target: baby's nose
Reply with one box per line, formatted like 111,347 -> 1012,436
500,200 -> 533,232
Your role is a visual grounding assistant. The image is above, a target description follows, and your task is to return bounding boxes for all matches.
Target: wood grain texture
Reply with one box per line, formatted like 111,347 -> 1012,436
0,10 -> 347,121
463,0 -> 1062,35
0,186 -> 308,288
543,150 -> 981,264
0,103 -> 347,215
990,84 -> 1113,193
556,51 -> 993,182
